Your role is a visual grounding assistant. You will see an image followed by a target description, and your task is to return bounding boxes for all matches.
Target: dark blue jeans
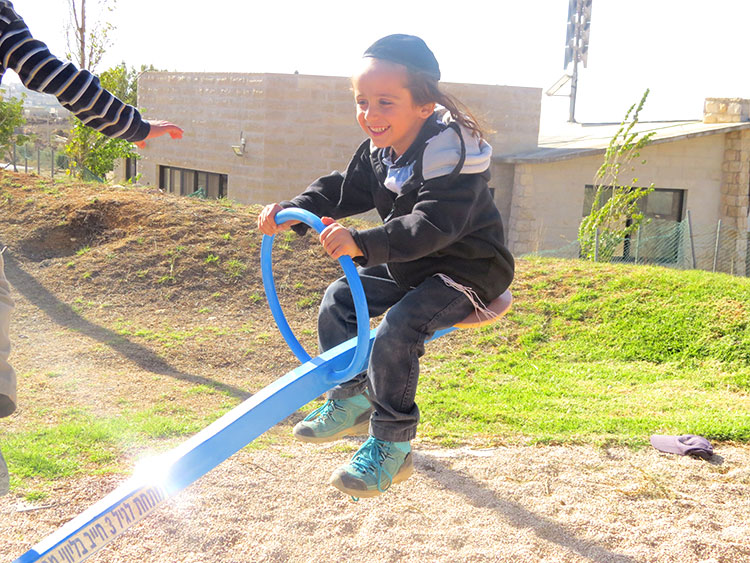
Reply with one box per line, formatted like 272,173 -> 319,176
319,265 -> 475,442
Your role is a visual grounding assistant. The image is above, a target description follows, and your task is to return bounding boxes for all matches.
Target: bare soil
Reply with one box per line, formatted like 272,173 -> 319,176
1,172 -> 749,563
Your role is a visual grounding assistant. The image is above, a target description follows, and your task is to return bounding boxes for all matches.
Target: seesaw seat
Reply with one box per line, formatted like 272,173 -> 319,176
454,289 -> 513,328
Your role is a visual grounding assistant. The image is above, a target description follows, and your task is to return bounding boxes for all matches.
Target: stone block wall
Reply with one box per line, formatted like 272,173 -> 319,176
720,128 -> 750,271
136,72 -> 363,204
505,134 -> 731,266
136,72 -> 541,206
704,98 -> 750,124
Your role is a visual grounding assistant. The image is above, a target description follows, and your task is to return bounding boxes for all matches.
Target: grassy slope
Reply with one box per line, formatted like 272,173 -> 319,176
418,257 -> 750,446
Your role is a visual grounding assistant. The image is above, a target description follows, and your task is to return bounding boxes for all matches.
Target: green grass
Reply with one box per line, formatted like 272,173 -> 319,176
418,258 -> 750,446
3,405 -> 221,497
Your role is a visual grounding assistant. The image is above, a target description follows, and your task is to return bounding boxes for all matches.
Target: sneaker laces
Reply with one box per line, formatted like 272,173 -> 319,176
350,437 -> 395,493
303,399 -> 344,422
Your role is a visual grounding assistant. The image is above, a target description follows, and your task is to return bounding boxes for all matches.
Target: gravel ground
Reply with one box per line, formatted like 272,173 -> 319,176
3,440 -> 750,562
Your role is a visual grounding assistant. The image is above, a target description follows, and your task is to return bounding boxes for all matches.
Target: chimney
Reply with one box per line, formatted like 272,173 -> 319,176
703,98 -> 750,123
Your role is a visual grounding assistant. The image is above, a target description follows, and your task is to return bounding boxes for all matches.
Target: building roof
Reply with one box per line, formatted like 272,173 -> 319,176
494,120 -> 750,164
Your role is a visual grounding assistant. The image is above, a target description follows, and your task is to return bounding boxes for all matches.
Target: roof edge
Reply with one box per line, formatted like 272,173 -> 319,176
493,121 -> 750,164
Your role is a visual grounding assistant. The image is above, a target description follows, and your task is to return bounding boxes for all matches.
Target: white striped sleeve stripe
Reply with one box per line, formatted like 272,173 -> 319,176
38,60 -> 69,91
82,95 -> 115,125
12,44 -> 44,73
66,73 -> 94,106
52,67 -> 79,97
109,106 -> 135,138
20,53 -> 53,86
0,26 -> 24,51
78,88 -> 104,113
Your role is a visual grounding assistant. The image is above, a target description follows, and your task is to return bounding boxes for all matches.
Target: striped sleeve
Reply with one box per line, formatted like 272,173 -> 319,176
0,1 -> 150,142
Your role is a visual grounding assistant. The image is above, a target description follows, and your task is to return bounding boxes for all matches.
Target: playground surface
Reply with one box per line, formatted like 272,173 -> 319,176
3,439 -> 750,562
1,174 -> 749,562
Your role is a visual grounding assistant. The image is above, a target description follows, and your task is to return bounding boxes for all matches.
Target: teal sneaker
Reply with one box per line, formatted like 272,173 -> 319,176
0,446 -> 8,496
329,436 -> 413,498
293,393 -> 372,443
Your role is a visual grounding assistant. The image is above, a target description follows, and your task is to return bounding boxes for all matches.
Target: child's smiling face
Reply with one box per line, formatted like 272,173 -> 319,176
352,58 -> 434,158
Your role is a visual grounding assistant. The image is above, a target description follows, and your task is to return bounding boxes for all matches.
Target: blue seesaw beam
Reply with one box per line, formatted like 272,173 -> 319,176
14,209 -> 511,563
14,209 -> 372,563
13,333 -> 374,563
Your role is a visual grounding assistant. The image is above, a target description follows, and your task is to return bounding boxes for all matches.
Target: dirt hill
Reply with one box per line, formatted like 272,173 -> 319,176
0,172 -> 344,388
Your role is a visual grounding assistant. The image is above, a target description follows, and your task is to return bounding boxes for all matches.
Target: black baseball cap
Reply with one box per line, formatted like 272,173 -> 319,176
363,34 -> 441,81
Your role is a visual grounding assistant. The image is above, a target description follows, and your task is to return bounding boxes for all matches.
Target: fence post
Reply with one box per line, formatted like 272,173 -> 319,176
594,229 -> 600,262
51,149 -> 54,178
713,219 -> 722,273
37,147 -> 40,175
12,143 -> 16,172
687,210 -> 696,269
634,227 -> 641,265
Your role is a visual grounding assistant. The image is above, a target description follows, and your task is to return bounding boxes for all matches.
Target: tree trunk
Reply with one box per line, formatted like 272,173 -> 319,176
69,0 -> 87,69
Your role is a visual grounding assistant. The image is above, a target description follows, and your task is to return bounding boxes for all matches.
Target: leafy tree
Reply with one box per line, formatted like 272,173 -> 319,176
0,93 -> 29,171
578,90 -> 655,261
99,62 -> 160,106
64,117 -> 136,180
63,1 -> 141,180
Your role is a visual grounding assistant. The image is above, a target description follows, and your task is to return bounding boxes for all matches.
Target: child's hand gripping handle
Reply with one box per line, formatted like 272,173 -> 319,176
260,208 -> 370,383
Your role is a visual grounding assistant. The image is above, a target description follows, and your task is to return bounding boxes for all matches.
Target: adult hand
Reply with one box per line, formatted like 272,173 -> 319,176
135,120 -> 184,148
319,217 -> 363,259
257,203 -> 299,235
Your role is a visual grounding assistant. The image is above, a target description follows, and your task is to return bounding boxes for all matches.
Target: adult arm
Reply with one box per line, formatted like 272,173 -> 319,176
0,1 -> 181,144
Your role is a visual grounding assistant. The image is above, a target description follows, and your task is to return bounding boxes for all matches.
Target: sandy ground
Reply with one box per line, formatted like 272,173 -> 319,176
3,440 -> 750,563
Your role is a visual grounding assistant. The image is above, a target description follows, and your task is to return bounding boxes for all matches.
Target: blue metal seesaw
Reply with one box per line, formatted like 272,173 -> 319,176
13,209 -> 512,563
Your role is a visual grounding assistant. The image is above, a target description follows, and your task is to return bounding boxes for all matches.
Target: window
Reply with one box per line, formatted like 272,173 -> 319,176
582,186 -> 686,264
159,165 -> 227,199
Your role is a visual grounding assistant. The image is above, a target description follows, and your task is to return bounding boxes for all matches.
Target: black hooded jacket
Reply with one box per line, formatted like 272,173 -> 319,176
281,112 -> 514,304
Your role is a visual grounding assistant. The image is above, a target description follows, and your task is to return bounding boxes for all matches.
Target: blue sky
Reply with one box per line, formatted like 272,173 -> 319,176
13,0 -> 750,124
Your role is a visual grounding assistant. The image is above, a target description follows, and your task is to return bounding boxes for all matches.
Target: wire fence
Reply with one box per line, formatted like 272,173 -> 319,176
2,142 -> 103,182
524,216 -> 750,278
2,143 -> 68,178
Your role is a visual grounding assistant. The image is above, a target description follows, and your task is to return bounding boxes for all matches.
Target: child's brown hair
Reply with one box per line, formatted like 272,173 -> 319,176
405,70 -> 486,140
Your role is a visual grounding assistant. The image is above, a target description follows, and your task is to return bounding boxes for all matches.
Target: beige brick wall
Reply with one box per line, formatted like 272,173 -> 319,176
720,129 -> 750,268
704,98 -> 750,124
489,162 -> 515,241
135,72 -> 541,206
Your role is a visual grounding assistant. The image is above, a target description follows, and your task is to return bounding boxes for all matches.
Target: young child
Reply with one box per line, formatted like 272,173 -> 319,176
257,34 -> 514,498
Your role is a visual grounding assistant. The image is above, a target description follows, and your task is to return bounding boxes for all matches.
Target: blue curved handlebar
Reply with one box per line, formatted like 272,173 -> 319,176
260,208 -> 370,383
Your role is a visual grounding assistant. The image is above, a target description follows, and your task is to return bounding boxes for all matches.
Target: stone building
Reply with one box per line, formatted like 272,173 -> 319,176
499,98 -> 750,273
134,71 -> 540,225
133,72 -> 750,275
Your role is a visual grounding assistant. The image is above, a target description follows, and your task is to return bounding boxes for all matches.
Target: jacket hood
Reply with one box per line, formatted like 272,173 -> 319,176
421,110 -> 493,181
368,109 -> 493,185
